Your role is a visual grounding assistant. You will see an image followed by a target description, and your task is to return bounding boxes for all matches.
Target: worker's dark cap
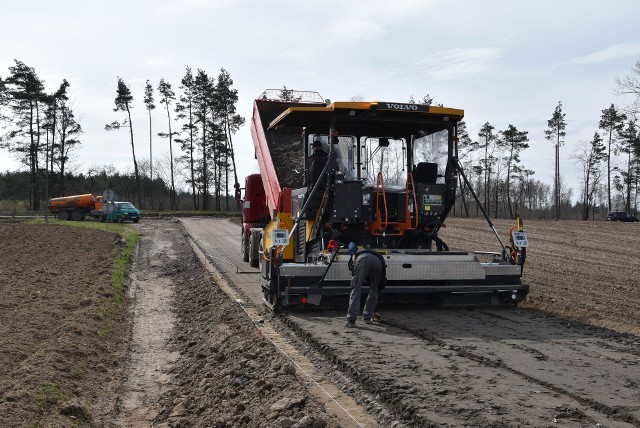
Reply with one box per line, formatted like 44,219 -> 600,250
348,242 -> 358,255
312,140 -> 323,148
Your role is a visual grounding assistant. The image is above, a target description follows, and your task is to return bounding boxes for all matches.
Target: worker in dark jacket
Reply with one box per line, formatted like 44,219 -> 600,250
308,139 -> 328,160
346,242 -> 386,328
306,140 -> 328,187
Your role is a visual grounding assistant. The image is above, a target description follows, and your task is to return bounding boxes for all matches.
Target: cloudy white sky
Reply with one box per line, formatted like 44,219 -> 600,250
2,0 -> 639,200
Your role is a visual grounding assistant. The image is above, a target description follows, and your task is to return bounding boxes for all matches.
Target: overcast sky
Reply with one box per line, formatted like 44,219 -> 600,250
2,0 -> 639,200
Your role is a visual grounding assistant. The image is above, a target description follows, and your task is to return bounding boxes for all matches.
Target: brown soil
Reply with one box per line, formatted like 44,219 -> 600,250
1,216 -> 638,427
0,220 -> 128,427
439,218 -> 640,336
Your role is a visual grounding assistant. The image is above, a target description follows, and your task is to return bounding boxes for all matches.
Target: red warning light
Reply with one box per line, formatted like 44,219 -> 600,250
301,297 -> 308,304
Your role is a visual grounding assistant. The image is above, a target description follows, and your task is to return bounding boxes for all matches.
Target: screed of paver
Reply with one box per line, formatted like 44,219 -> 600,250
113,221 -> 180,426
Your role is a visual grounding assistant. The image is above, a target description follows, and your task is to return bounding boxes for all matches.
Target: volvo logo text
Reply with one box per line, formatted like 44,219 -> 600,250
383,103 -> 419,111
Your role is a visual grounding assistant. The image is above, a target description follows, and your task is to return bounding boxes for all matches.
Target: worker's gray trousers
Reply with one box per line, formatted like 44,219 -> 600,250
347,252 -> 382,322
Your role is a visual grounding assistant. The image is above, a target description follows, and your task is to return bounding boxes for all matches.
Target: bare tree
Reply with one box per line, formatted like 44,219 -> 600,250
573,133 -> 606,220
456,120 -> 477,217
615,58 -> 640,115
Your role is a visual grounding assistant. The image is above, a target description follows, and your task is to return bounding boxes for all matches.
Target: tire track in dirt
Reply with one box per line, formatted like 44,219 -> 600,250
112,221 -> 181,426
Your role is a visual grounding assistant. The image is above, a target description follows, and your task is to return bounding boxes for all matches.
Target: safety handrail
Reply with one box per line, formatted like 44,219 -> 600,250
376,171 -> 388,229
406,172 -> 418,230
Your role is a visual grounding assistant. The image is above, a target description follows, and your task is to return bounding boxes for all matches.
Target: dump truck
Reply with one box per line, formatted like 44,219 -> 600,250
241,89 -> 528,309
48,194 -> 140,223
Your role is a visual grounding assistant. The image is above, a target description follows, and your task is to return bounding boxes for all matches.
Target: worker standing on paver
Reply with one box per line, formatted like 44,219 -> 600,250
346,242 -> 386,328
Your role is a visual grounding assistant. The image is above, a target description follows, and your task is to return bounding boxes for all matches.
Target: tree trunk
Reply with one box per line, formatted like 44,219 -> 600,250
125,104 -> 140,205
626,150 -> 632,212
29,100 -> 40,211
59,108 -> 68,195
189,107 -> 197,210
201,121 -> 208,211
148,108 -> 154,209
458,176 -> 470,217
165,104 -> 176,210
607,130 -> 612,211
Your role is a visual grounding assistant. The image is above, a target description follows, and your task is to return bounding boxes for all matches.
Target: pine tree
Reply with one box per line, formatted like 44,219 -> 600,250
53,80 -> 81,195
105,77 -> 140,204
157,78 -> 177,210
214,68 -> 244,209
193,69 -> 216,210
477,122 -> 496,212
144,79 -> 156,208
598,104 -> 626,211
3,60 -> 46,210
544,101 -> 566,220
175,67 -> 198,210
498,124 -> 529,219
279,86 -> 300,102
618,119 -> 639,211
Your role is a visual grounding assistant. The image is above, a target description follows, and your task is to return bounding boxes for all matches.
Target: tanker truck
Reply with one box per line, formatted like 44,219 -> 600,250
48,194 -> 140,223
241,89 -> 529,309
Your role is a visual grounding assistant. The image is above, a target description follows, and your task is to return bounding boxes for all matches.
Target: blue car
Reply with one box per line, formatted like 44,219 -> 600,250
104,202 -> 141,223
606,211 -> 639,222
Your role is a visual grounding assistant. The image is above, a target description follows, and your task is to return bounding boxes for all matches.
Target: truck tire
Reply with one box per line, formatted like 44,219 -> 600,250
241,230 -> 249,262
70,210 -> 83,221
57,210 -> 70,221
258,236 -> 266,273
249,230 -> 260,268
133,219 -> 139,224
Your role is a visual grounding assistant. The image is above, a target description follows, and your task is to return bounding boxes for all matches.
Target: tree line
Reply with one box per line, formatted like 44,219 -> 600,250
2,58 -> 639,219
412,58 -> 640,221
0,60 -> 81,211
0,60 -> 243,212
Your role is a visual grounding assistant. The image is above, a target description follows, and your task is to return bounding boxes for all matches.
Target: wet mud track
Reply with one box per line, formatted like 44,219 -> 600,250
181,218 -> 640,427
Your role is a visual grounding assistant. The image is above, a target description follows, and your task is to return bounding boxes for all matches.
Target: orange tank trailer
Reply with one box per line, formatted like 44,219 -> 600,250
47,194 -> 105,221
